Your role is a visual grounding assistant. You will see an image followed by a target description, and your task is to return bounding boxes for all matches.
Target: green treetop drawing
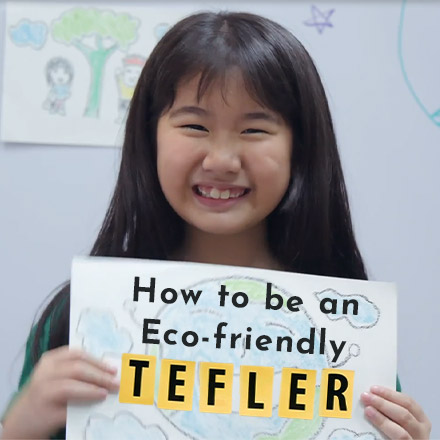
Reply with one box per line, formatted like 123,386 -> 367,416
52,8 -> 139,118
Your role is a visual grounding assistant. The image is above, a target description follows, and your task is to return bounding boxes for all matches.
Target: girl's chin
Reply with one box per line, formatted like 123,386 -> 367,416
192,225 -> 248,236
186,218 -> 261,237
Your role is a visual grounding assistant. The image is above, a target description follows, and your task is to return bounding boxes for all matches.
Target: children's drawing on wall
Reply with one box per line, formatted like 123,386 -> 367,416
4,2 -> 436,147
52,7 -> 140,118
1,2 -> 193,146
42,57 -> 74,116
115,55 -> 146,123
398,0 -> 440,127
0,4 -> 148,146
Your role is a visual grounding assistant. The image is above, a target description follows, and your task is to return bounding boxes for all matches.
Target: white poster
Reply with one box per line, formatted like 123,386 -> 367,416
68,256 -> 396,440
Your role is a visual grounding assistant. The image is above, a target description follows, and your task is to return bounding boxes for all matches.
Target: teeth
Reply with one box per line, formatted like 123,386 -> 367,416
210,188 -> 220,199
220,190 -> 230,199
197,186 -> 245,200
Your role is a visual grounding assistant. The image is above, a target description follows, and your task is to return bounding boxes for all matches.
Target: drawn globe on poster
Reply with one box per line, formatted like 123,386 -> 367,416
149,277 -> 328,440
398,0 -> 440,128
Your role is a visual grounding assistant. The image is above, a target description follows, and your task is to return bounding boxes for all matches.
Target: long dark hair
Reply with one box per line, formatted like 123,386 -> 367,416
32,11 -> 366,362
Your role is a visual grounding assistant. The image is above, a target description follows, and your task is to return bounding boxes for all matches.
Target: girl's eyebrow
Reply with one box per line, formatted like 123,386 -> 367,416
169,106 -> 208,118
243,111 -> 280,124
169,106 -> 280,123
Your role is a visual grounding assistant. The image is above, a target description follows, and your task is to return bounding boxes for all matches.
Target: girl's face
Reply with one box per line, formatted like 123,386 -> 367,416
156,71 -> 292,236
49,65 -> 70,85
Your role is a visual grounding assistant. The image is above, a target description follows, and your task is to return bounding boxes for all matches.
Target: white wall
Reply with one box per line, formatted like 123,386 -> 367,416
1,0 -> 438,437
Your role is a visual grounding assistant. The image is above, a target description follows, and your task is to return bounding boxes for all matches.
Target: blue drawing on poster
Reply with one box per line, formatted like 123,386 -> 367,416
327,428 -> 379,440
147,277 -> 328,440
86,413 -> 168,440
76,309 -> 133,358
314,289 -> 380,328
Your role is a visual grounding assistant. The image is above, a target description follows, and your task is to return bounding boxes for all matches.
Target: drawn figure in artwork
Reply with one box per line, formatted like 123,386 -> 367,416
115,54 -> 146,123
43,57 -> 74,116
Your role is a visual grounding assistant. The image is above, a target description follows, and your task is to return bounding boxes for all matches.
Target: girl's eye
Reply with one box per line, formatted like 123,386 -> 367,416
182,124 -> 208,132
242,128 -> 267,134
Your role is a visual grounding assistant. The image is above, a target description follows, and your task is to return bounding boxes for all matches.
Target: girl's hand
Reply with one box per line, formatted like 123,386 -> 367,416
361,386 -> 431,439
1,346 -> 119,440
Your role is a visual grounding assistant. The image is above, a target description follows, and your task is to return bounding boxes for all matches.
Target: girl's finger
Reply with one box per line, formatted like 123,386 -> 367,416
361,392 -> 418,434
41,346 -> 117,374
60,361 -> 120,391
51,379 -> 109,403
364,405 -> 412,440
370,386 -> 428,424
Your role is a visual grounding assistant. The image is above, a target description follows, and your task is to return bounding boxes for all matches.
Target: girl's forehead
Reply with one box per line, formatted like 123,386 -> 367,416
174,70 -> 264,109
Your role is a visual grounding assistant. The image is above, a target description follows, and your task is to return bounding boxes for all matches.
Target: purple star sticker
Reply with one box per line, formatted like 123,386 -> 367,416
304,5 -> 335,34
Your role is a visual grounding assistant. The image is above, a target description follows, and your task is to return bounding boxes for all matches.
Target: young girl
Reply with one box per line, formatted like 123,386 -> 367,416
1,11 -> 431,440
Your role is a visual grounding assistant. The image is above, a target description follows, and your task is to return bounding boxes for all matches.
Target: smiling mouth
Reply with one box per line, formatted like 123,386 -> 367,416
193,185 -> 250,200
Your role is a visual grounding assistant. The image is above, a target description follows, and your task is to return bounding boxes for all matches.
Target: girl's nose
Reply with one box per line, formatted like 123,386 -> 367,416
202,144 -> 241,174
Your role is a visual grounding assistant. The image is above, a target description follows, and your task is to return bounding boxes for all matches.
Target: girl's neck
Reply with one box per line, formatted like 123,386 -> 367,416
172,223 -> 283,271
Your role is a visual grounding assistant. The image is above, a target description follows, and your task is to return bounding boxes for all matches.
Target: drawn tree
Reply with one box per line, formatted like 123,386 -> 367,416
52,8 -> 139,118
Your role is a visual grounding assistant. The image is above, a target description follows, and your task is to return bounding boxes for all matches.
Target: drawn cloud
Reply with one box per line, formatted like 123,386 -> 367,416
154,23 -> 170,41
314,288 -> 380,328
9,19 -> 48,49
328,428 -> 379,440
85,413 -> 168,440
76,309 -> 133,358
